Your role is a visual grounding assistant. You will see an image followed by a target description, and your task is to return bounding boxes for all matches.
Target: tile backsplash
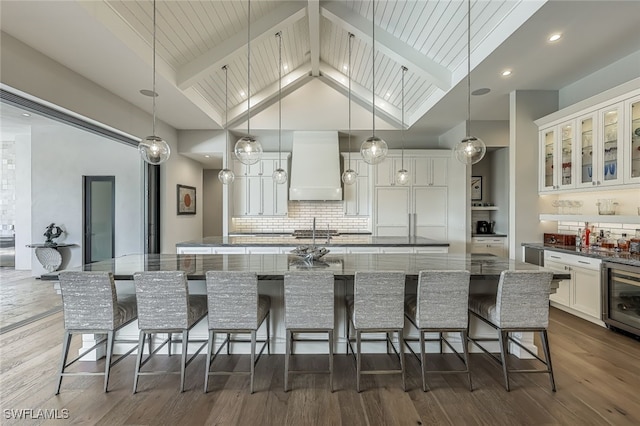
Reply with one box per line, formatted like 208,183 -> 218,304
231,201 -> 370,234
557,221 -> 639,241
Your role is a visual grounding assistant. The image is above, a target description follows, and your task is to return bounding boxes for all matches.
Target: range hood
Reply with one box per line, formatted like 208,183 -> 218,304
289,131 -> 343,201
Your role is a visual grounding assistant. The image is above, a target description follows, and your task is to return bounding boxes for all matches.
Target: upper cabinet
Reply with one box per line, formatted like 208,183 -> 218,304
342,154 -> 371,217
537,86 -> 640,193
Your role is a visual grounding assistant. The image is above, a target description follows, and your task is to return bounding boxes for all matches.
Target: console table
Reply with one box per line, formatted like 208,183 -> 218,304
26,243 -> 76,272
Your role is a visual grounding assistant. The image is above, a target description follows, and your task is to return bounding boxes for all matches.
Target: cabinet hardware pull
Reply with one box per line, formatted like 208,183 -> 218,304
578,261 -> 590,265
551,255 -> 561,259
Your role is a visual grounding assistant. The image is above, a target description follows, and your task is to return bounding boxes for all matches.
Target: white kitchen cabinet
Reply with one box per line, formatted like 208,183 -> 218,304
212,247 -> 246,254
414,247 -> 448,254
543,251 -> 603,326
471,237 -> 507,257
176,247 -> 213,254
341,155 -> 371,217
537,88 -> 640,193
231,154 -> 289,217
373,151 -> 449,239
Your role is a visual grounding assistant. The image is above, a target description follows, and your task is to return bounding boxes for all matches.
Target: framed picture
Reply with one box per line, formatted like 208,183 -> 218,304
177,184 -> 196,215
471,176 -> 483,201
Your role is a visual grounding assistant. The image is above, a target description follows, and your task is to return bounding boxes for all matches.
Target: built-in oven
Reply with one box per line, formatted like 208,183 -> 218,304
602,262 -> 640,338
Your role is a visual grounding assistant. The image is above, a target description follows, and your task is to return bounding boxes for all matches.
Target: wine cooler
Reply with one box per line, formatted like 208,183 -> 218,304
602,262 -> 640,337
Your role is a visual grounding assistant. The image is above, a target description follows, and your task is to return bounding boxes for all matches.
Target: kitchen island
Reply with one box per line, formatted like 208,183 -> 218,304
42,253 -> 568,359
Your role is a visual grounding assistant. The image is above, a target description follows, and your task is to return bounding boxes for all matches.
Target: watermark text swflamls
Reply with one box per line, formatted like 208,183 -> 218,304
3,408 -> 69,420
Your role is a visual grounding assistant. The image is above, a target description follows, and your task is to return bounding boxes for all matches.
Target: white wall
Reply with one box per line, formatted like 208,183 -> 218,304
491,148 -> 509,238
203,170 -> 222,237
14,134 -> 31,270
29,125 -> 143,275
509,90 -> 559,259
2,33 -> 204,255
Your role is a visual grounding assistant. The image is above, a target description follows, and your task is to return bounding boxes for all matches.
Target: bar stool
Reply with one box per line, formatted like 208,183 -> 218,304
467,270 -> 555,391
132,271 -> 208,393
404,270 -> 472,392
204,271 -> 270,394
346,271 -> 406,392
56,271 -> 137,394
283,271 -> 335,392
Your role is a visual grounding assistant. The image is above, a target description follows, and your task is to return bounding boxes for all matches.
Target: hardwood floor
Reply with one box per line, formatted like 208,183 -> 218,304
0,268 -> 62,331
0,308 -> 638,425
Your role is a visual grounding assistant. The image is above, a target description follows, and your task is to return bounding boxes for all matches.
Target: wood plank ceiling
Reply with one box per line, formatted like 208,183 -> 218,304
105,0 -> 526,130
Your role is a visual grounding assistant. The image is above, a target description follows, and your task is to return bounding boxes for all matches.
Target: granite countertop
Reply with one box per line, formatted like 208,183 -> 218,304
177,235 -> 449,247
41,253 -> 569,281
472,233 -> 507,238
521,243 -> 640,267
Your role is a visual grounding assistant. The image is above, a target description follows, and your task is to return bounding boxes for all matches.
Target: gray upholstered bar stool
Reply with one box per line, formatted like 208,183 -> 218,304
132,271 -> 208,393
467,270 -> 556,392
404,270 -> 472,392
283,271 -> 335,392
56,271 -> 138,394
204,271 -> 271,394
346,271 -> 406,392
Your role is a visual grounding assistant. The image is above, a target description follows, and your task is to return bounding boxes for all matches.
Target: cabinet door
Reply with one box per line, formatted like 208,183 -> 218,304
543,259 -> 571,307
597,103 -> 624,187
571,265 -> 601,319
624,96 -> 640,184
374,187 -> 409,236
344,176 -> 370,217
576,113 -> 597,188
232,177 -> 248,216
375,157 -> 404,186
261,177 -> 274,216
413,157 -> 448,186
273,178 -> 288,216
413,187 -> 447,239
246,177 -> 262,215
540,127 -> 557,192
558,121 -> 575,189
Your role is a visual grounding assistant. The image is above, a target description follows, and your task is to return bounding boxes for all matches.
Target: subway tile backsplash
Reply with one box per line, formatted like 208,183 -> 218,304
231,201 -> 370,234
557,221 -> 640,240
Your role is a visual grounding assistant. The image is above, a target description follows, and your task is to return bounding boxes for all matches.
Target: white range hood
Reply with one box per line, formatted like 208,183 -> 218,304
289,131 -> 343,201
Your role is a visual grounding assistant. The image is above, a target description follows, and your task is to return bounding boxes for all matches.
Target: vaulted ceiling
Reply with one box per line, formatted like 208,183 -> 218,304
2,0 -> 640,144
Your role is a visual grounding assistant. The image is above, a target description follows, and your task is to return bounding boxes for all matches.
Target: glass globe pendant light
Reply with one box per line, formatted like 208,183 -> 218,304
454,0 -> 486,165
234,0 -> 263,166
218,65 -> 235,184
272,32 -> 287,185
360,0 -> 388,165
342,33 -> 357,185
139,0 -> 170,165
395,66 -> 410,185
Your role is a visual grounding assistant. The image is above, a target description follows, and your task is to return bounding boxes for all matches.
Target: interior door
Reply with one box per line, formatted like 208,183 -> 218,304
413,187 -> 447,239
374,187 -> 409,236
83,176 -> 115,263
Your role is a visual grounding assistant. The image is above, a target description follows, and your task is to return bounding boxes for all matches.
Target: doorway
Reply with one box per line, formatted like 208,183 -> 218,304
83,176 -> 115,264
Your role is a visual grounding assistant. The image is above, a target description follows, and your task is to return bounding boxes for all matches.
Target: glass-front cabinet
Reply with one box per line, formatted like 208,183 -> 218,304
625,96 -> 640,184
576,114 -> 596,188
539,120 -> 575,192
597,103 -> 624,187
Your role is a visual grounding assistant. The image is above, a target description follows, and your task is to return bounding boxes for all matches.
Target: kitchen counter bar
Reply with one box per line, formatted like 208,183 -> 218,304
522,243 -> 640,267
41,253 -> 568,281
176,235 -> 449,248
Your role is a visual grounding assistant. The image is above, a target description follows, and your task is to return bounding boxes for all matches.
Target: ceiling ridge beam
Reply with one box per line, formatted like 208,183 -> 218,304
308,0 -> 320,76
227,62 -> 313,130
176,1 -> 307,90
321,1 -> 451,92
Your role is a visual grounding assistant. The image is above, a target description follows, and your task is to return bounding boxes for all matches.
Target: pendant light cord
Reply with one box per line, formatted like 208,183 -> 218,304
467,0 -> 471,137
401,66 -> 407,169
223,64 -> 229,169
247,0 -> 251,136
371,0 -> 376,137
276,31 -> 282,169
152,0 -> 158,137
348,32 -> 354,170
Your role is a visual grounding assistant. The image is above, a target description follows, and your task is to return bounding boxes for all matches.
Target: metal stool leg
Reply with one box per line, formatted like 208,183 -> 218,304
356,330 -> 362,393
419,330 -> 427,392
180,330 -> 188,392
399,329 -> 406,392
167,332 -> 172,356
284,330 -> 291,392
498,330 -> 510,391
55,331 -> 73,394
461,330 -> 473,391
204,330 -> 214,393
266,314 -> 271,355
541,330 -> 556,392
250,330 -> 256,394
133,330 -> 145,394
104,331 -> 115,392
328,329 -> 334,392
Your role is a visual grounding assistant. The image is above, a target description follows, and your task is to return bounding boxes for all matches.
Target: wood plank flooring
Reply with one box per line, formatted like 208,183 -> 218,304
0,308 -> 639,425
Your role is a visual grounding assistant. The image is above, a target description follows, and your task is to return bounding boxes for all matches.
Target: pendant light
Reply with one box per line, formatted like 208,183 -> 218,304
139,0 -> 170,165
218,65 -> 235,184
395,66 -> 409,185
454,0 -> 486,165
272,31 -> 287,185
234,0 -> 263,165
360,0 -> 388,165
342,32 -> 357,186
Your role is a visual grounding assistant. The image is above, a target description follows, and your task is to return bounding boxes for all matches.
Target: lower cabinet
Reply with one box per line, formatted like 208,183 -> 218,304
471,237 -> 507,257
543,251 -> 603,326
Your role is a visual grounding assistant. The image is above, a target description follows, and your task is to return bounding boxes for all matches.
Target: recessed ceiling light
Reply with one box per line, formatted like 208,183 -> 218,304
240,91 -> 245,97
21,112 -> 31,117
385,92 -> 391,98
343,65 -> 348,71
204,155 -> 210,158
140,89 -> 158,97
287,77 -> 292,84
501,69 -> 512,77
471,88 -> 491,96
548,33 -> 562,42
340,77 -> 346,83
283,64 -> 288,70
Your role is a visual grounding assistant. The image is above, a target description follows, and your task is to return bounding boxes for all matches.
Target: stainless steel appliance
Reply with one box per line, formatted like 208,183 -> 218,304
602,262 -> 640,338
476,221 -> 490,234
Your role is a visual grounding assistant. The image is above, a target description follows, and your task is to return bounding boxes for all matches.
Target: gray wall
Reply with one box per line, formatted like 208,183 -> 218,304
203,170 -> 223,237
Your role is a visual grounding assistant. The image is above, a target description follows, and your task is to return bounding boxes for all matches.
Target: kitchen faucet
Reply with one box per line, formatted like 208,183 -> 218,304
312,217 -> 316,247
326,223 -> 332,244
